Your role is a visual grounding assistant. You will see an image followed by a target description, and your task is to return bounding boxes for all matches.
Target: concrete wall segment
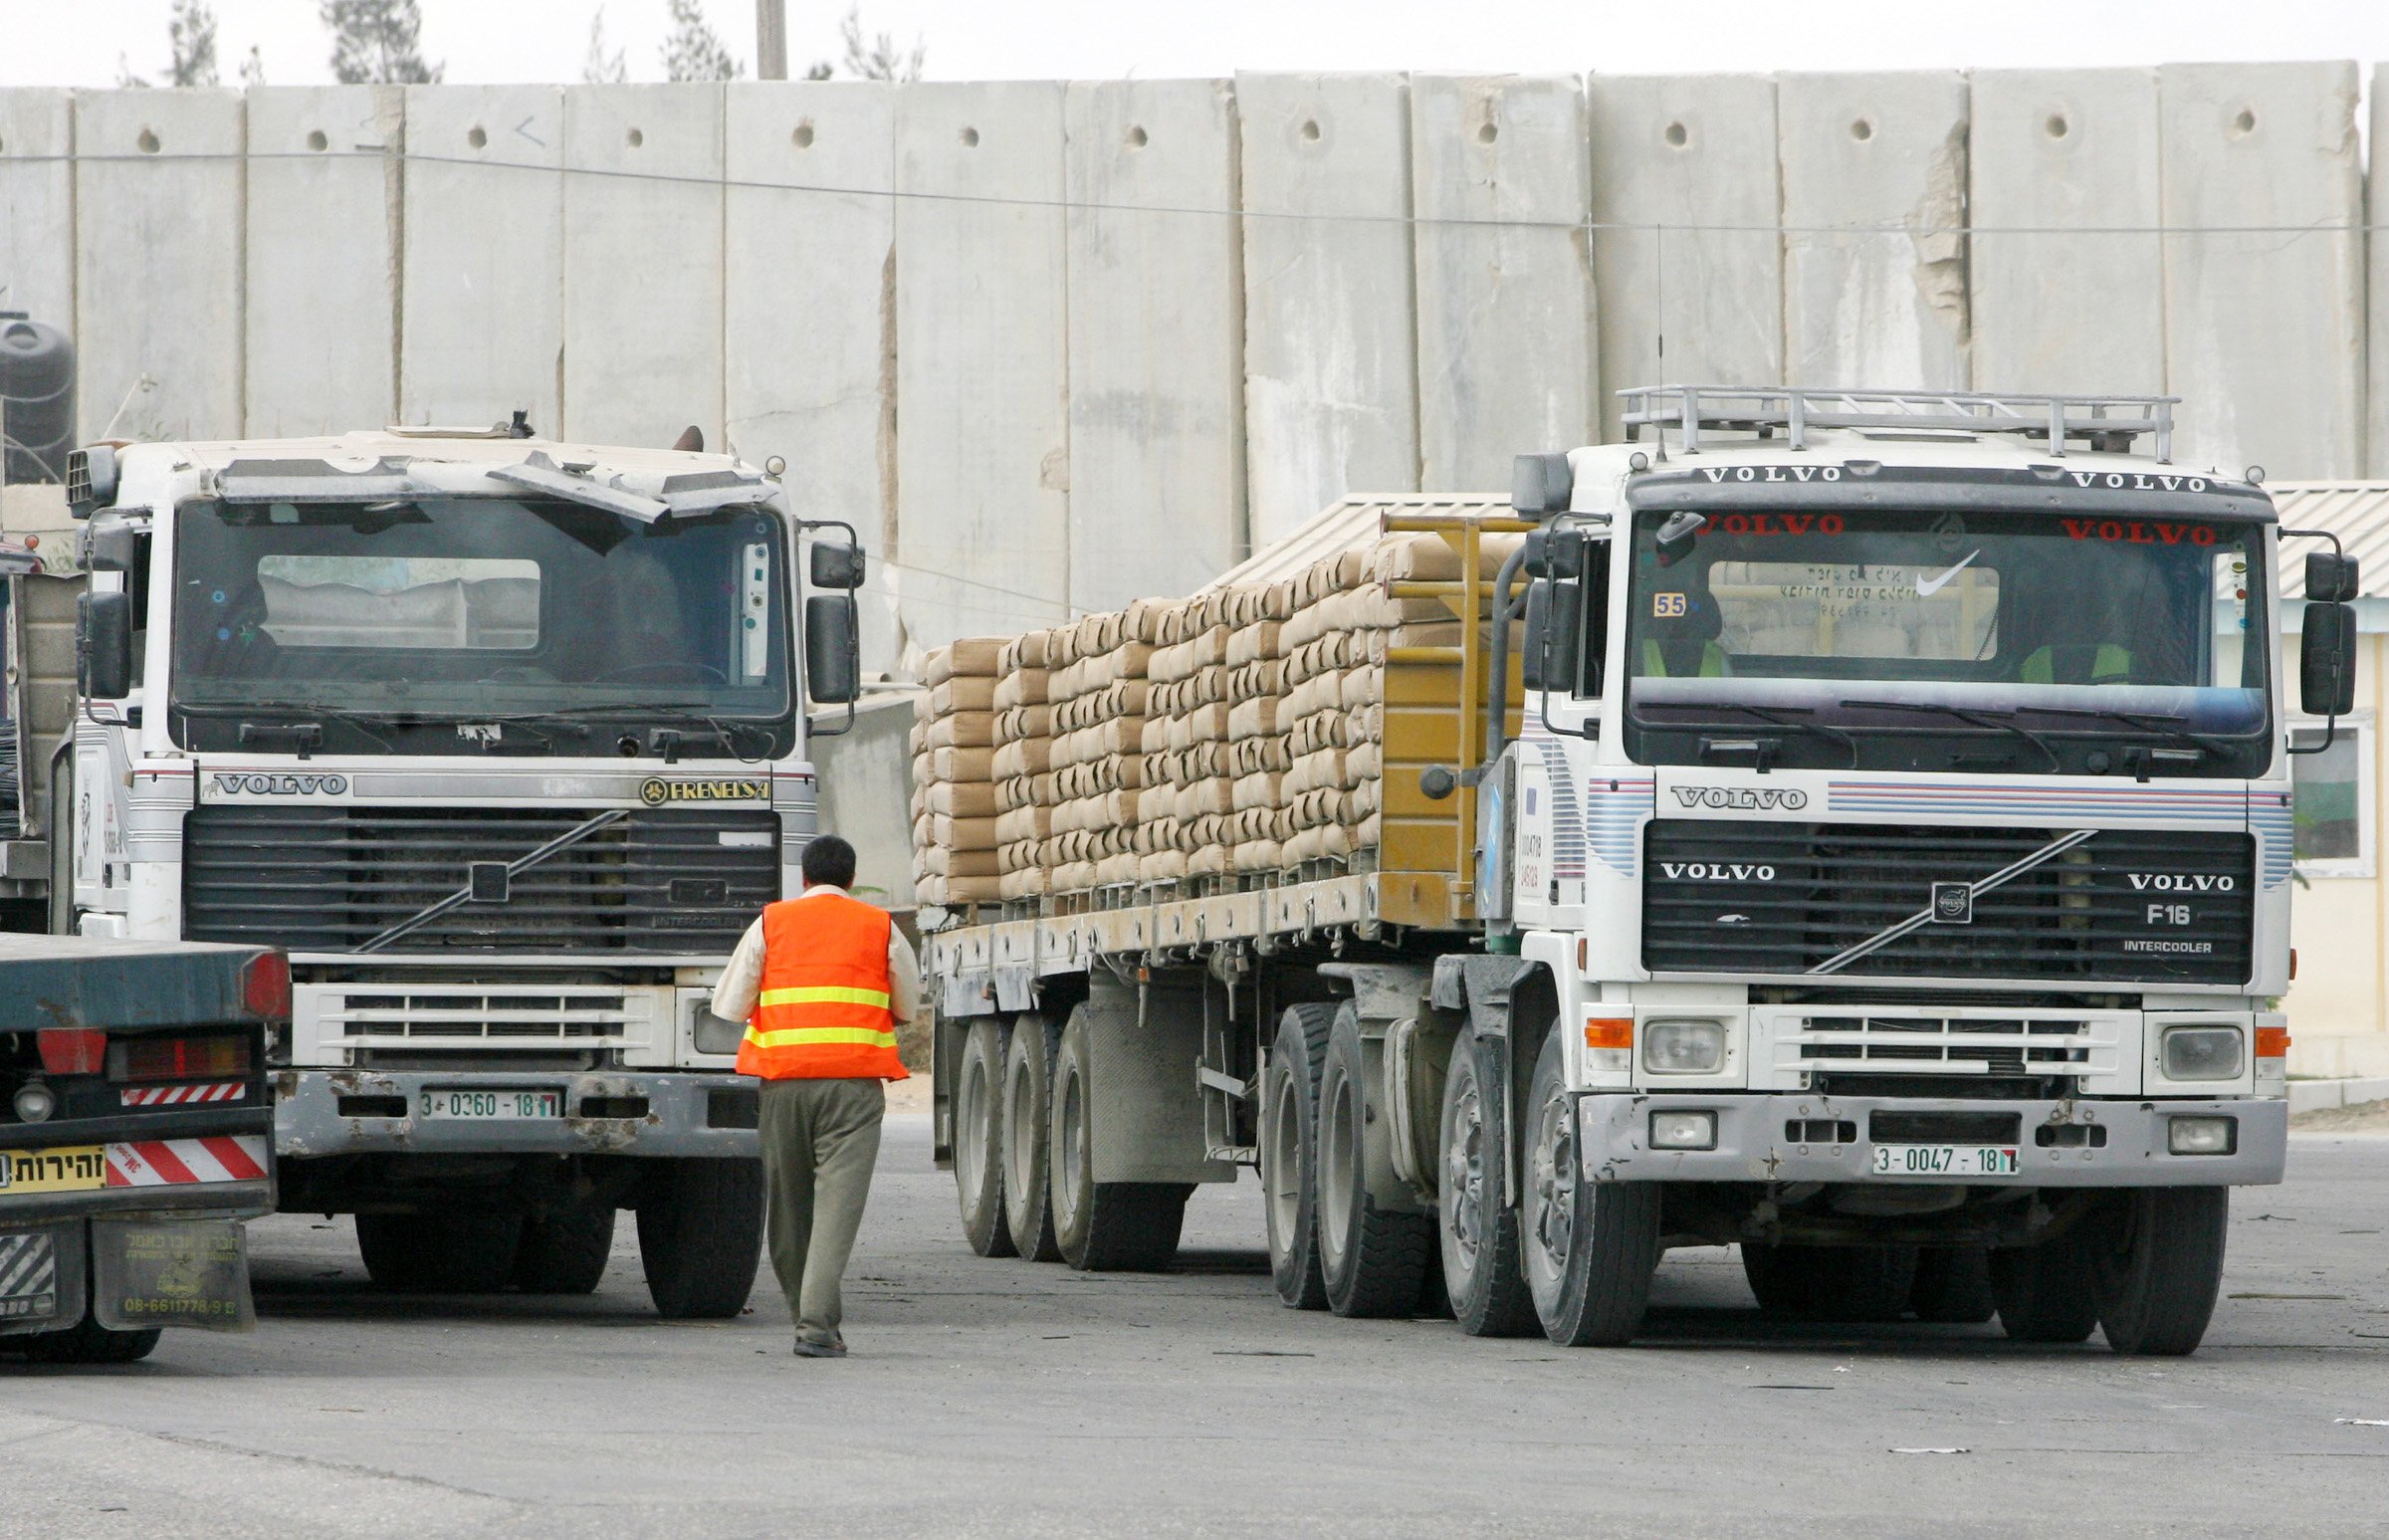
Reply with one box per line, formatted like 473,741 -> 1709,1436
1237,72 -> 1420,545
1777,71 -> 1968,394
1586,73 -> 1784,440
2374,64 -> 2389,478
1410,75 -> 1596,490
724,81 -> 899,663
72,89 -> 244,444
0,90 -> 75,332
1063,77 -> 1244,612
894,81 -> 1071,655
561,84 -> 726,450
1968,70 -> 2166,400
243,86 -> 401,437
398,85 -> 565,433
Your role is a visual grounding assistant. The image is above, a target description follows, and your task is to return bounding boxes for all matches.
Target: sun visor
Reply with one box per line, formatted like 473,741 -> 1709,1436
215,456 -> 428,504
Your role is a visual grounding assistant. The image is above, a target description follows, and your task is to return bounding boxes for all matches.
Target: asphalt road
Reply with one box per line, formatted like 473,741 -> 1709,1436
4,1120 -> 2387,1540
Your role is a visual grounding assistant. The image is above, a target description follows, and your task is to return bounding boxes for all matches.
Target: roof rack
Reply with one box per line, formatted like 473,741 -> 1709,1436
1617,385 -> 2177,463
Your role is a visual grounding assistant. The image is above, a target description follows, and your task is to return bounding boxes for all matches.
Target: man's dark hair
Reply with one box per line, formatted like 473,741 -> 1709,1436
800,834 -> 858,891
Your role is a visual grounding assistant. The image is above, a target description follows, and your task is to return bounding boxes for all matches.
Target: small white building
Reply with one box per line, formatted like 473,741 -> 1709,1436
2269,483 -> 2389,1079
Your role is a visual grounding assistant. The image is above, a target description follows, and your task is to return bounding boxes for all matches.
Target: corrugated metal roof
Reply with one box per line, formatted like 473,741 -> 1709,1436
1202,493 -> 1509,591
2265,482 -> 2389,599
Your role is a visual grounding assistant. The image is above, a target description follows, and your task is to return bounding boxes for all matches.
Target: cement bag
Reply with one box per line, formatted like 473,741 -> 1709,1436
1340,665 -> 1383,709
992,668 -> 1049,710
922,845 -> 1000,879
1173,777 -> 1233,821
1139,849 -> 1188,883
1233,839 -> 1282,873
1227,698 -> 1280,741
927,636 -> 1005,684
926,746 -> 995,782
928,814 -> 999,852
1169,703 -> 1229,753
994,805 -> 1053,844
991,740 -> 1052,779
994,705 -> 1053,745
929,676 -> 997,716
1228,659 -> 1286,702
926,780 -> 1000,819
1231,771 -> 1283,812
1289,710 -> 1348,757
926,712 -> 995,750
1229,735 -> 1293,776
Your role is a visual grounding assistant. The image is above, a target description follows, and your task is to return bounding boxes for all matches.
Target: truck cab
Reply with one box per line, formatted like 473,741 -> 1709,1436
47,426 -> 866,1314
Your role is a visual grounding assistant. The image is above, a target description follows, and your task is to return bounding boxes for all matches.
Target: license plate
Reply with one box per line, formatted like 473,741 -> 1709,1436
0,1146 -> 107,1194
1870,1144 -> 2020,1178
418,1089 -> 562,1120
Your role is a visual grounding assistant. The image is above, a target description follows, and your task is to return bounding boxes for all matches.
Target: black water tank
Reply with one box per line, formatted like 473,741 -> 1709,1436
0,313 -> 75,486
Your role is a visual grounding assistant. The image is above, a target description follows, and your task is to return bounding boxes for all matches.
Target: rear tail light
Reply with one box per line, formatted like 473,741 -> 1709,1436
242,951 -> 292,1018
36,1028 -> 108,1075
109,1033 -> 253,1083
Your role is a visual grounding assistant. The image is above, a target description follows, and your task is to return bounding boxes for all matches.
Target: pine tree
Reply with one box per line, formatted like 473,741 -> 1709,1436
838,4 -> 924,83
320,0 -> 444,86
581,5 -> 627,86
660,0 -> 743,83
168,0 -> 220,86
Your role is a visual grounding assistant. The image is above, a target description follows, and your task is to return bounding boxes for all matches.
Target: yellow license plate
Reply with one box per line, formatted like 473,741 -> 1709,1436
0,1146 -> 107,1194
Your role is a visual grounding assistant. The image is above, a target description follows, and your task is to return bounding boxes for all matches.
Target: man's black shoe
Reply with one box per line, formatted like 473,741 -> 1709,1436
792,1340 -> 848,1358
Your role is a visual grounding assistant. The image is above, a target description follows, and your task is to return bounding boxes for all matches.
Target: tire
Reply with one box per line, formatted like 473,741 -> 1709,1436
1317,1003 -> 1434,1318
1001,1013 -> 1063,1261
636,1157 -> 765,1319
1520,1027 -> 1658,1346
1991,1225 -> 2100,1344
356,1212 -> 524,1292
2091,1188 -> 2229,1357
511,1200 -> 617,1294
22,1316 -> 160,1365
1259,1003 -> 1335,1309
954,1016 -> 1017,1258
1435,1023 -> 1538,1337
1740,1244 -> 1916,1322
1049,1004 -> 1190,1272
1909,1247 -> 1998,1325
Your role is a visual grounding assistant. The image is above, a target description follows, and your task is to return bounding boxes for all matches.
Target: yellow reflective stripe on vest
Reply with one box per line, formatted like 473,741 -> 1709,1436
743,1024 -> 901,1049
757,986 -> 892,1009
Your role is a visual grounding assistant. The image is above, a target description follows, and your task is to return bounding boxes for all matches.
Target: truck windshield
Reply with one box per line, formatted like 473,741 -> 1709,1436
1623,507 -> 2270,776
169,497 -> 792,755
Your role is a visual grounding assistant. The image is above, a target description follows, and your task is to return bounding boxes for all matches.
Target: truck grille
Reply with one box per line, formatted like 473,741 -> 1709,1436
184,806 -> 777,955
1644,820 -> 2254,985
311,986 -> 656,1050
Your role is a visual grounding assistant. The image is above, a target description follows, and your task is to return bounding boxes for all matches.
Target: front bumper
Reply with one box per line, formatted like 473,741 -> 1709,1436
1579,1093 -> 2287,1187
273,1069 -> 760,1160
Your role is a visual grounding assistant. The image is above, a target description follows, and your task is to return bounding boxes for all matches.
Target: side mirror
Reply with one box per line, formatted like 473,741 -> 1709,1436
809,542 -> 866,590
83,520 -> 143,573
2306,551 -> 2360,603
804,593 -> 861,706
1511,452 -> 1573,516
1522,526 -> 1586,581
1520,578 -> 1582,694
78,590 -> 134,699
1653,510 -> 1706,566
2300,601 -> 2357,718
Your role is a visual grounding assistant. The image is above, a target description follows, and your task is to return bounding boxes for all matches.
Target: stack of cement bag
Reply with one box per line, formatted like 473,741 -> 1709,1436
910,523 -> 1522,910
908,638 -> 1004,908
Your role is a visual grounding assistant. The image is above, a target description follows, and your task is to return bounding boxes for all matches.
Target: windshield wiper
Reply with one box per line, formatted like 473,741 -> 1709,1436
1675,703 -> 1858,769
175,699 -> 396,757
1840,698 -> 2061,772
2029,706 -> 2230,765
523,702 -> 779,763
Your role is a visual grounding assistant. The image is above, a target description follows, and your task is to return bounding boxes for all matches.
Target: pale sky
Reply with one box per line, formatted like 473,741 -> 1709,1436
1,0 -> 2385,87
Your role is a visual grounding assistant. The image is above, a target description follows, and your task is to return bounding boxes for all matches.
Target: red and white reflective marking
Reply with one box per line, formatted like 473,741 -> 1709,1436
118,1082 -> 246,1108
105,1136 -> 270,1188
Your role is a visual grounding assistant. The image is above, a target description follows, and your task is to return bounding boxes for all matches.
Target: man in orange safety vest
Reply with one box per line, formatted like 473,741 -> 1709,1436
712,834 -> 919,1357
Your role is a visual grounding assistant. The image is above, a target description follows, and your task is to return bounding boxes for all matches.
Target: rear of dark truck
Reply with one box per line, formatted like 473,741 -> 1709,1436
0,934 -> 280,1362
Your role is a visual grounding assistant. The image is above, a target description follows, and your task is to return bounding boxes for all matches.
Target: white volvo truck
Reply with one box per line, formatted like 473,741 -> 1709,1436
926,387 -> 2353,1355
42,426 -> 867,1314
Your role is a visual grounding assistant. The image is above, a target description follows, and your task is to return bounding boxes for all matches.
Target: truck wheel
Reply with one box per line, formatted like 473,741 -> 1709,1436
1436,1023 -> 1537,1337
1910,1247 -> 1997,1324
1521,1027 -> 1658,1346
1001,1013 -> 1063,1261
1990,1226 -> 2099,1344
22,1317 -> 161,1365
512,1200 -> 617,1294
1318,1003 -> 1433,1318
2091,1188 -> 2228,1357
1740,1244 -> 1805,1314
1260,1002 -> 1335,1308
954,1016 -> 1017,1258
356,1212 -> 524,1292
637,1157 -> 764,1319
1048,1004 -> 1189,1271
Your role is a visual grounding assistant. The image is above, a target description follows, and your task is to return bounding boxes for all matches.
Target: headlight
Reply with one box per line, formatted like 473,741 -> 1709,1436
2168,1115 -> 2237,1156
2161,1025 -> 2244,1082
1649,1110 -> 1717,1150
1642,1017 -> 1727,1074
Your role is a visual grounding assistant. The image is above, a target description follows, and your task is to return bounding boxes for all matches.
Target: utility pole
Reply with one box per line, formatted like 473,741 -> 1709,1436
756,0 -> 788,80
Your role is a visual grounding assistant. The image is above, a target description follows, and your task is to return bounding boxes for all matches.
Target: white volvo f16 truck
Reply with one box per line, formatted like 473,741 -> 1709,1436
43,426 -> 867,1314
925,387 -> 2353,1355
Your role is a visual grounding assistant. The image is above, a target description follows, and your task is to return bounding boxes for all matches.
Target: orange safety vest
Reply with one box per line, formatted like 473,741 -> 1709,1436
735,890 -> 910,1081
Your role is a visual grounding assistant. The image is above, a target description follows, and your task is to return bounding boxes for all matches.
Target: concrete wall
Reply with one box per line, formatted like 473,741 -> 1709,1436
1,70 -> 2383,644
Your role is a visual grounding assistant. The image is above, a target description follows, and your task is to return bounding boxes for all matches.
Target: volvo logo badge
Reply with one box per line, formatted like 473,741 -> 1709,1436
211,772 -> 349,796
1930,882 -> 1973,925
1671,785 -> 1809,811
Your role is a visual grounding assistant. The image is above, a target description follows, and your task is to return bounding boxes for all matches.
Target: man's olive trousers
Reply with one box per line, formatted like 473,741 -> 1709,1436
757,1076 -> 886,1348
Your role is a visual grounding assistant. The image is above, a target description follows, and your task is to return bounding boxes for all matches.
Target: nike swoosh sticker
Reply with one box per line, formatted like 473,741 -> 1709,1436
1916,550 -> 1980,597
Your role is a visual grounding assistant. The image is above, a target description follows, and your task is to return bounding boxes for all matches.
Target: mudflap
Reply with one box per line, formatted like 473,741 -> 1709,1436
0,1221 -> 88,1336
91,1216 -> 256,1333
